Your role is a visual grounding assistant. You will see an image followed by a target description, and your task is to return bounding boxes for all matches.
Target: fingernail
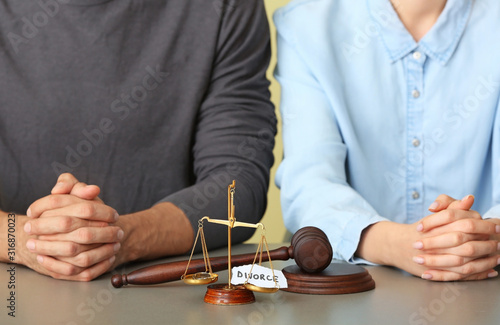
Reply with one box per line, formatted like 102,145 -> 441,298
413,241 -> 424,249
496,225 -> 500,234
24,222 -> 31,233
37,255 -> 44,263
26,208 -> 32,218
421,273 -> 433,280
109,256 -> 116,264
497,242 -> 500,251
416,223 -> 423,232
488,271 -> 498,278
26,240 -> 35,251
53,182 -> 65,190
113,243 -> 121,252
461,194 -> 474,202
497,257 -> 500,265
117,230 -> 124,240
428,201 -> 439,210
413,256 -> 424,264
114,211 -> 119,222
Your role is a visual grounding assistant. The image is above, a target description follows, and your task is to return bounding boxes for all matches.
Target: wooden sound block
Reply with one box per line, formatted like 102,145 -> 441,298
282,263 -> 375,295
204,284 -> 256,305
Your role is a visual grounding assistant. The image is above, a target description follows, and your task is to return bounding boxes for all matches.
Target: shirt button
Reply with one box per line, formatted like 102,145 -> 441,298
412,138 -> 421,147
412,89 -> 420,98
413,51 -> 422,60
412,191 -> 420,200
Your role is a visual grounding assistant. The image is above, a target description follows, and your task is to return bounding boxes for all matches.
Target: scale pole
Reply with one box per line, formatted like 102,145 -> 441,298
227,181 -> 236,289
228,225 -> 232,289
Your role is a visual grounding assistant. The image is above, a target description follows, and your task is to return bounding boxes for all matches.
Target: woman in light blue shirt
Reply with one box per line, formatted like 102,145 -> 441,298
275,0 -> 500,281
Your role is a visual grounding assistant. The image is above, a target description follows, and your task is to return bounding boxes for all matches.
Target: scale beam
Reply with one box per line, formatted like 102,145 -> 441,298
201,216 -> 264,230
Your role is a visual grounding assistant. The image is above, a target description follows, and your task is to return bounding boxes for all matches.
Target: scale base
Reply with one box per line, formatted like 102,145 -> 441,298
282,263 -> 375,295
204,284 -> 256,305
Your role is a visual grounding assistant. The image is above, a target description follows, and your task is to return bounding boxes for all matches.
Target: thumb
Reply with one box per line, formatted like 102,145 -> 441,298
428,194 -> 458,212
428,194 -> 474,212
51,173 -> 79,194
447,195 -> 474,211
70,183 -> 102,202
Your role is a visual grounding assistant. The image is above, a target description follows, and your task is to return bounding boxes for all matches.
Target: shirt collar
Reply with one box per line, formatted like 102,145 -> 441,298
367,0 -> 473,65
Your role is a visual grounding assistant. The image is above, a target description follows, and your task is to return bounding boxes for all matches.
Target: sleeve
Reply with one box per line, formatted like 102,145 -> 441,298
483,97 -> 500,220
273,10 -> 386,264
159,0 -> 276,249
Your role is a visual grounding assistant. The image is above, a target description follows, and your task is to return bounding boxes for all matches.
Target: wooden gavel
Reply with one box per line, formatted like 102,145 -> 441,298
111,226 -> 333,288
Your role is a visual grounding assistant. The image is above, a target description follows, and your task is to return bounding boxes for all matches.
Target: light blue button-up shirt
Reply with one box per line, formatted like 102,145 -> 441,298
274,0 -> 500,263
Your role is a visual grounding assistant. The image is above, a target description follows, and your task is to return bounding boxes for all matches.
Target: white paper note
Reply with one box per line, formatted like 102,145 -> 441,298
231,264 -> 288,288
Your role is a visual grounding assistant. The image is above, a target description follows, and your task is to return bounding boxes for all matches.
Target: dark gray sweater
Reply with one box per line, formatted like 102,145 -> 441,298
0,0 -> 276,248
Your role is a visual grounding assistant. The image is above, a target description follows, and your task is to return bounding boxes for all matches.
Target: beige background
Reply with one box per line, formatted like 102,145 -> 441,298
247,0 -> 291,243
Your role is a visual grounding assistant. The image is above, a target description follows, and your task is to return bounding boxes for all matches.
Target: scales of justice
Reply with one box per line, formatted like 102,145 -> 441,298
112,181 -> 375,305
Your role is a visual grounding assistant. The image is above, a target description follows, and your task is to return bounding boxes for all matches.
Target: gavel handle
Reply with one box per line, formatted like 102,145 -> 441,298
112,246 -> 292,288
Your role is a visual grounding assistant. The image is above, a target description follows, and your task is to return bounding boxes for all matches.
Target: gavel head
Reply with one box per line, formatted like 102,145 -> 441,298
290,226 -> 333,273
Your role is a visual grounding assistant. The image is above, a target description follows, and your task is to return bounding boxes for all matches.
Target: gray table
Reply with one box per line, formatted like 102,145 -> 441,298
1,244 -> 499,325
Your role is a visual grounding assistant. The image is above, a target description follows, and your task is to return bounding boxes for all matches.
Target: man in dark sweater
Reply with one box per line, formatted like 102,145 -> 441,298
0,0 -> 276,281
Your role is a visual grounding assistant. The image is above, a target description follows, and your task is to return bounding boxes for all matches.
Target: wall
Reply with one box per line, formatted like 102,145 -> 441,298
247,0 -> 292,243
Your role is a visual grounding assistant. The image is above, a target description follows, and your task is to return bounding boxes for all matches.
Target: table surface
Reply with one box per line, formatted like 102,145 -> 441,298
1,244 -> 499,325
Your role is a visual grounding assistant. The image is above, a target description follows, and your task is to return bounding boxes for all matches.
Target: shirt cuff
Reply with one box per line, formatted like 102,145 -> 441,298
337,214 -> 388,265
483,204 -> 500,219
